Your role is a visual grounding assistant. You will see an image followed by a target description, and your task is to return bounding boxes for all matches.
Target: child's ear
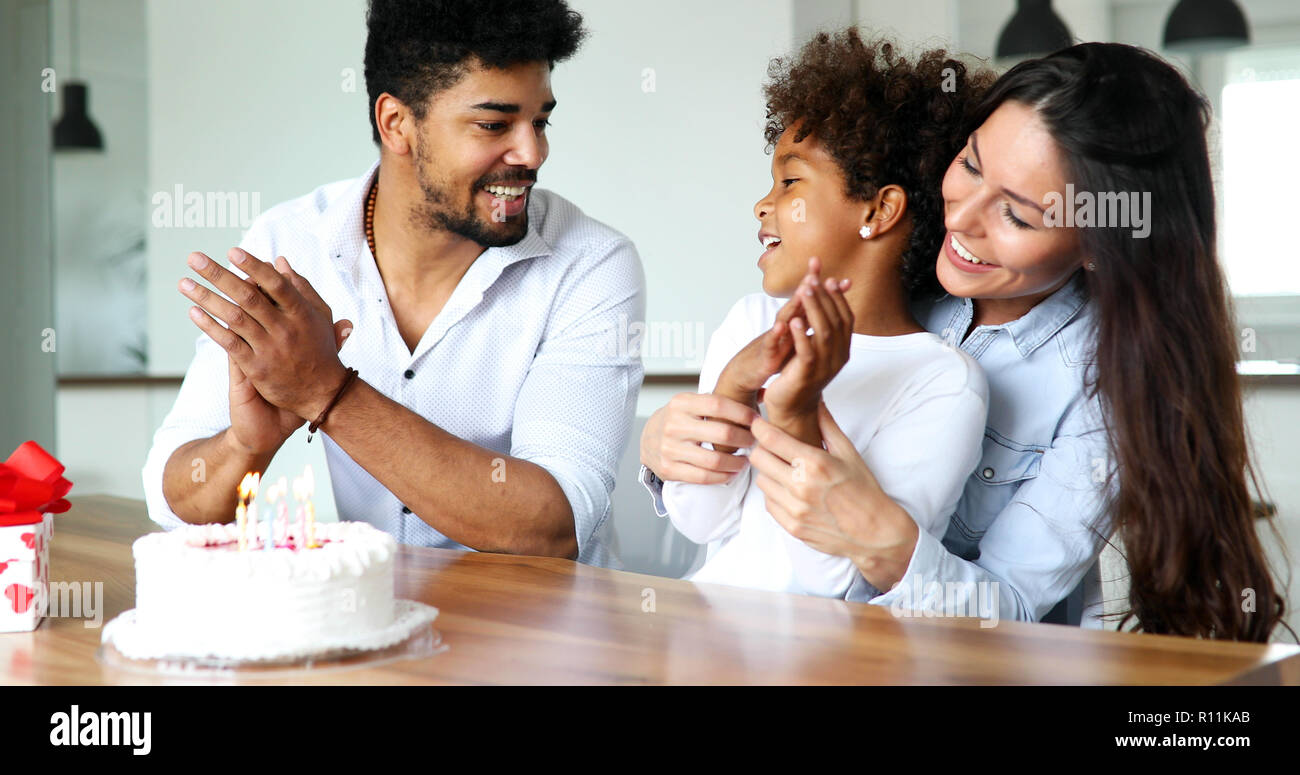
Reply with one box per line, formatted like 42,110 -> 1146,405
865,185 -> 909,236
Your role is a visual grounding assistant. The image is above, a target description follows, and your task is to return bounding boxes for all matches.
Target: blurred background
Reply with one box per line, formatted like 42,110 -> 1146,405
2,0 -> 1298,628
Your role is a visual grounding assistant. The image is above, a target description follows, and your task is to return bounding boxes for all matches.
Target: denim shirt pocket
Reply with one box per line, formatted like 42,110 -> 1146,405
948,431 -> 1047,557
975,430 -> 1045,485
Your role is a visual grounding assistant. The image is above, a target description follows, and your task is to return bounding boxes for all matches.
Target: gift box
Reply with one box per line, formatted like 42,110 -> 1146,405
0,442 -> 72,632
0,514 -> 52,631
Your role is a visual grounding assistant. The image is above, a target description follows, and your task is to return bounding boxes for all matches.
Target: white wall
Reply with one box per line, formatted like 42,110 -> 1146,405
57,384 -> 175,499
857,0 -> 959,49
145,0 -> 374,374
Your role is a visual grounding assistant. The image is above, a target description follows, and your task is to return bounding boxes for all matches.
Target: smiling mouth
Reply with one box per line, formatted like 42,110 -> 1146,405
758,235 -> 782,267
483,184 -> 529,202
950,234 -> 996,266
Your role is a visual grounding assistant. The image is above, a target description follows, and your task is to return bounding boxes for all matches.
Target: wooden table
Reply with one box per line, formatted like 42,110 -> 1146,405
4,496 -> 1298,685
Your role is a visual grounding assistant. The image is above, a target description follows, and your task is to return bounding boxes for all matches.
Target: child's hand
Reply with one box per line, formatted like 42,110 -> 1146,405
713,293 -> 805,410
763,271 -> 855,443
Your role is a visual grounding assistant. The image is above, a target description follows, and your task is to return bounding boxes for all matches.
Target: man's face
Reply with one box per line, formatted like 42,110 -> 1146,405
410,59 -> 554,247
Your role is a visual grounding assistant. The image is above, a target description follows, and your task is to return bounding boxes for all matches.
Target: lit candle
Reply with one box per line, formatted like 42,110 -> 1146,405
244,472 -> 263,551
277,498 -> 289,544
236,472 -> 257,552
235,501 -> 247,552
267,476 -> 288,549
292,474 -> 306,551
303,465 -> 317,548
252,474 -> 272,551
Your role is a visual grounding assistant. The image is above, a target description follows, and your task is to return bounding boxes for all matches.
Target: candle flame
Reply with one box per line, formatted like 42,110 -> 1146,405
302,464 -> 315,498
265,476 -> 288,504
238,472 -> 256,502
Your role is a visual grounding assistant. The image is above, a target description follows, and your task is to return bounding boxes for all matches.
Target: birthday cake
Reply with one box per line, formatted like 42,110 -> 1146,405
101,471 -> 439,663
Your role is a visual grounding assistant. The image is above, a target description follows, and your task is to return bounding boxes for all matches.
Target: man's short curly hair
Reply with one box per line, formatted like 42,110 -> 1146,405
364,0 -> 587,144
763,29 -> 995,298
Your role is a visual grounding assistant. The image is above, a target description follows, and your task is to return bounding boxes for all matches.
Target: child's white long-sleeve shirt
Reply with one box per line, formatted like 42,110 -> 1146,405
664,293 -> 989,599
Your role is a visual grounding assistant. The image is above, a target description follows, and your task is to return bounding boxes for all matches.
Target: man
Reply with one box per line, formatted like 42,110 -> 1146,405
142,0 -> 645,565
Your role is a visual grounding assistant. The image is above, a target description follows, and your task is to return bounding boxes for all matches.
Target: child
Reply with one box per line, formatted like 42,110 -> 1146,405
662,30 -> 994,599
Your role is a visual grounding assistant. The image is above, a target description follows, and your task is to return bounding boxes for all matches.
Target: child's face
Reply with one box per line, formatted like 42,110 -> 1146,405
752,128 -> 869,297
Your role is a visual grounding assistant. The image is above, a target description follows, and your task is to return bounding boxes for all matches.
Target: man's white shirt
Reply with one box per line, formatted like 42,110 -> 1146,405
142,161 -> 646,566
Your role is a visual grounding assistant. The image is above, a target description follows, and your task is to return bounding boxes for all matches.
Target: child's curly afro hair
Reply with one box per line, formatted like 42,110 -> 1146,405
763,29 -> 996,298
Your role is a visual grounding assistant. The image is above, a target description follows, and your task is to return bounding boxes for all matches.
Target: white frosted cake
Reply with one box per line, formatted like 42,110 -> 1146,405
102,520 -> 438,663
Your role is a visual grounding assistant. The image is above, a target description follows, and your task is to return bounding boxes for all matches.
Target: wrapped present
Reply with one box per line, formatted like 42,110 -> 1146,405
0,442 -> 72,632
0,514 -> 53,631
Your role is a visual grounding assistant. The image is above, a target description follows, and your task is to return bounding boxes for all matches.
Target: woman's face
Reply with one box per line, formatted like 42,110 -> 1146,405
937,101 -> 1085,305
752,128 -> 868,297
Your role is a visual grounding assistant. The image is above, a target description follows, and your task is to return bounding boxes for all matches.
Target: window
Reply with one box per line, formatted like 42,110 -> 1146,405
1216,45 -> 1300,364
1221,47 -> 1300,297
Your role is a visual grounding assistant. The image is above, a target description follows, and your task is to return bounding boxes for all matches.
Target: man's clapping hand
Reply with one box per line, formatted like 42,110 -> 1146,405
179,248 -> 355,455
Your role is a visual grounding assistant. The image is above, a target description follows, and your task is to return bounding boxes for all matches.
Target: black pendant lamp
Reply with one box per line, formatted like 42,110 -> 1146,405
996,0 -> 1074,60
1163,0 -> 1250,53
52,0 -> 104,152
53,82 -> 103,151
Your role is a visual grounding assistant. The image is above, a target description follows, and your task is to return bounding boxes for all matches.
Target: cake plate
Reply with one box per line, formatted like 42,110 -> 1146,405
97,600 -> 446,681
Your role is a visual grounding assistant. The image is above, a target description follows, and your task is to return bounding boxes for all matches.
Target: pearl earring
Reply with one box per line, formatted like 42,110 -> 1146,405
859,225 -> 872,239
1086,261 -> 1097,271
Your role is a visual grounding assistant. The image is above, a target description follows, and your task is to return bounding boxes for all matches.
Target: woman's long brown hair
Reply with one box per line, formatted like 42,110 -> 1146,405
972,43 -> 1287,640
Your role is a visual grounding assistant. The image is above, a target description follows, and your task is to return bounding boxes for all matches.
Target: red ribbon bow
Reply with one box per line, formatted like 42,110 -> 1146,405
0,441 -> 72,527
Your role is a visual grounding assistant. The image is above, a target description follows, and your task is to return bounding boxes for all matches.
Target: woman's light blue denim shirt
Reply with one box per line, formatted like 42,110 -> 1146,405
848,269 -> 1114,622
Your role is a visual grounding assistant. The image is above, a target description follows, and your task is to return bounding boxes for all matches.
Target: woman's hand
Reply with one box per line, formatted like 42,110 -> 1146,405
749,402 -> 919,592
639,393 -> 760,485
762,270 -> 854,445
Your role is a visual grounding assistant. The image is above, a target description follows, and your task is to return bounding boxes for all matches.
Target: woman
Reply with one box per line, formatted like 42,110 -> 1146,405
640,42 -> 1287,641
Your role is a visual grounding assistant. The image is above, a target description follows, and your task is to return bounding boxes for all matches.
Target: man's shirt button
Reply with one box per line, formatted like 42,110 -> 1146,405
981,467 -> 995,480
401,506 -> 412,514
403,369 -> 415,379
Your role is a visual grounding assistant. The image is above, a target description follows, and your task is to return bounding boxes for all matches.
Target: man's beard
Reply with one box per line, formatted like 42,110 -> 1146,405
412,142 -> 531,248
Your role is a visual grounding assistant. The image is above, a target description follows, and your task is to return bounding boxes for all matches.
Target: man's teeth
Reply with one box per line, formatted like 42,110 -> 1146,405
485,185 -> 527,200
951,235 -> 989,265
762,236 -> 782,249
